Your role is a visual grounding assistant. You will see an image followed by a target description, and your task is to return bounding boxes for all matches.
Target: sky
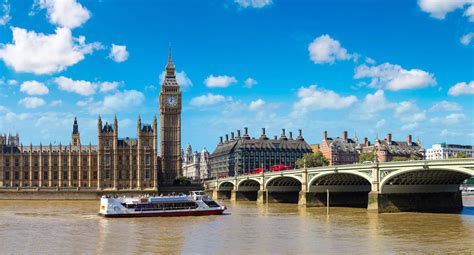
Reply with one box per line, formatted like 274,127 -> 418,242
0,0 -> 473,152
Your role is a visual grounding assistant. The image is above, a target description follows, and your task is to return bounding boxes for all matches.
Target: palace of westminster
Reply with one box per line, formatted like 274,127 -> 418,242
0,51 -> 182,190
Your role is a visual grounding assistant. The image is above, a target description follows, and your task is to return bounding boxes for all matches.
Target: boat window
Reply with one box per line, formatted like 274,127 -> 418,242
203,201 -> 220,208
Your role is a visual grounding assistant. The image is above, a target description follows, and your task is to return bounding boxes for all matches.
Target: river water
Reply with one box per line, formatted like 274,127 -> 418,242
0,197 -> 473,254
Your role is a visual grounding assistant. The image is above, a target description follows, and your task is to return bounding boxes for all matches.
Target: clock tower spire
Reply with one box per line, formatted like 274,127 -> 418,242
159,47 -> 182,185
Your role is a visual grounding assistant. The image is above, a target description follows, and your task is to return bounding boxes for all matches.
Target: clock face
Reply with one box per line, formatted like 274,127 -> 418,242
166,95 -> 177,107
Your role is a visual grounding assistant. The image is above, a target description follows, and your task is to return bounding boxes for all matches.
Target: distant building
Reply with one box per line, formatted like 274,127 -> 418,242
209,128 -> 312,178
363,133 -> 425,162
310,144 -> 320,153
320,131 -> 360,165
426,143 -> 474,160
181,144 -> 211,181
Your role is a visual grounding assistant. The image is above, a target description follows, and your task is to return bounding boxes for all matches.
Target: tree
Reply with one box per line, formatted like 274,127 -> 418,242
359,152 -> 375,163
409,154 -> 421,160
453,152 -> 468,158
392,156 -> 409,161
296,152 -> 329,168
173,176 -> 191,186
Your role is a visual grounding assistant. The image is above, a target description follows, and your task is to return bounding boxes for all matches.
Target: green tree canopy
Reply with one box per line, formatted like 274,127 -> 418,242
296,152 -> 329,168
173,176 -> 191,186
359,152 -> 375,163
392,156 -> 409,161
453,152 -> 468,158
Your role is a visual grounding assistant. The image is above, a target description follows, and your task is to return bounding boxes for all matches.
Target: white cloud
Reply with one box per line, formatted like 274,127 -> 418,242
430,100 -> 462,111
448,81 -> 474,96
36,0 -> 90,29
0,27 -> 101,75
395,101 -> 427,123
431,113 -> 466,124
354,62 -> 436,91
20,80 -> 49,95
0,0 -> 11,26
108,44 -> 129,63
204,75 -> 237,88
54,76 -> 96,96
440,129 -> 460,137
249,99 -> 265,111
19,97 -> 46,108
99,81 -> 120,92
190,93 -> 228,107
308,34 -> 352,64
49,100 -> 62,107
401,123 -> 419,131
461,32 -> 474,45
365,57 -> 376,64
375,119 -> 386,129
7,79 -> 17,86
292,85 -> 357,116
418,0 -> 474,20
358,90 -> 395,118
235,0 -> 272,8
159,70 -> 193,90
77,90 -> 145,114
244,77 -> 258,88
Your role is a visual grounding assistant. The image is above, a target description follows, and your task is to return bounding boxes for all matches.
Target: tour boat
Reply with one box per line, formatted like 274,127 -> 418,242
99,191 -> 226,217
462,186 -> 474,196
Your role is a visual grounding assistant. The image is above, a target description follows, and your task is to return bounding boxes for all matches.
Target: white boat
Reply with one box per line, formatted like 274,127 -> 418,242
462,186 -> 474,196
99,191 -> 226,217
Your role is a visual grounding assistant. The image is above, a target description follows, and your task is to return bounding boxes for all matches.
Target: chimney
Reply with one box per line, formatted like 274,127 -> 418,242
262,128 -> 266,135
289,132 -> 293,140
323,131 -> 328,140
407,134 -> 412,145
274,135 -> 277,140
231,132 -> 235,140
342,131 -> 348,141
243,127 -> 250,139
281,128 -> 287,139
237,130 -> 241,138
225,134 -> 229,142
297,129 -> 304,140
219,136 -> 223,144
363,137 -> 368,146
386,133 -> 392,143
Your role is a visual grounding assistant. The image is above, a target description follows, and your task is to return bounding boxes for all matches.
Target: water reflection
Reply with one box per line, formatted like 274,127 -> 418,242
0,197 -> 472,254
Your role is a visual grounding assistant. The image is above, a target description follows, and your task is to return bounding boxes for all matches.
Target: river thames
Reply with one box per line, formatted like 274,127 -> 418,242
1,196 -> 473,254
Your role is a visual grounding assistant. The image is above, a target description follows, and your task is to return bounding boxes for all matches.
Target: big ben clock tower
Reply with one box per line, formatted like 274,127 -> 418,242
159,49 -> 182,185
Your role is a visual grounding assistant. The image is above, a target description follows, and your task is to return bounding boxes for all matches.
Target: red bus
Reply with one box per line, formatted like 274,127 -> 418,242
251,167 -> 264,175
270,164 -> 293,172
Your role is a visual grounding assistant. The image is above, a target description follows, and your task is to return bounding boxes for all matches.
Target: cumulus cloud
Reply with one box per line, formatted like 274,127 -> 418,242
249,99 -> 265,111
448,81 -> 474,96
190,93 -> 229,107
235,0 -> 272,8
440,129 -> 461,137
20,80 -> 49,95
431,113 -> 466,124
292,85 -> 357,116
19,97 -> 46,108
0,27 -> 101,75
54,76 -> 121,96
461,32 -> 474,45
7,79 -> 17,86
77,90 -> 145,114
357,90 -> 395,119
108,44 -> 129,63
375,119 -> 386,129
159,70 -> 193,90
36,0 -> 90,29
0,0 -> 11,26
244,77 -> 258,88
395,101 -> 427,123
401,122 -> 419,131
418,0 -> 474,21
354,62 -> 436,91
49,100 -> 62,107
204,75 -> 237,88
430,101 -> 462,111
308,34 -> 352,64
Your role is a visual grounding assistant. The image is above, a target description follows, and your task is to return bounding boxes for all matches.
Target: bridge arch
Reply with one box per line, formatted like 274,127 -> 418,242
265,176 -> 302,192
217,181 -> 235,191
308,172 -> 371,193
380,166 -> 474,193
237,179 -> 261,192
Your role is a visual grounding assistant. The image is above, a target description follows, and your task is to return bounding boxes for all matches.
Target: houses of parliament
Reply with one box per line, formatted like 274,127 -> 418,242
0,50 -> 182,190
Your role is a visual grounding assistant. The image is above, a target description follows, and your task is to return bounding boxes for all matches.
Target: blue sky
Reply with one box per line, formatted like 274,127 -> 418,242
0,0 -> 473,152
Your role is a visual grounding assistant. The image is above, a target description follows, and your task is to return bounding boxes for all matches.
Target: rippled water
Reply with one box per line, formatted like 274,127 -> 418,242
0,197 -> 473,254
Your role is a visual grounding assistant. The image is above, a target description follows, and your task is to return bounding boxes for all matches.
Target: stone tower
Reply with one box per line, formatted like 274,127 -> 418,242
159,48 -> 182,185
72,117 -> 81,146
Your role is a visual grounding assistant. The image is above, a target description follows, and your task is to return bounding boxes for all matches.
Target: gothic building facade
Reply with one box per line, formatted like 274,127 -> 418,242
181,144 -> 210,182
0,50 -> 182,189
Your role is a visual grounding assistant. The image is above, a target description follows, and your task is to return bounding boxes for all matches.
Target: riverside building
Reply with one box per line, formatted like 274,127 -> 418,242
426,143 -> 474,160
0,50 -> 183,189
209,128 -> 312,178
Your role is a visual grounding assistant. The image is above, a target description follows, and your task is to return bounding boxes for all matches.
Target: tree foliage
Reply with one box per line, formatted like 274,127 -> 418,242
392,156 -> 409,161
296,152 -> 329,168
359,152 -> 375,163
173,176 -> 191,186
453,152 -> 468,158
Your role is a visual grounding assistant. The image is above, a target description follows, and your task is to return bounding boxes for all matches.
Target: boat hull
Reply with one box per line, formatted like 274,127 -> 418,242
100,208 -> 225,218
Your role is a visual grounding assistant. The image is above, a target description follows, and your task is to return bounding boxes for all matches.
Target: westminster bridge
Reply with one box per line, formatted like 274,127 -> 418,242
204,158 -> 474,213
